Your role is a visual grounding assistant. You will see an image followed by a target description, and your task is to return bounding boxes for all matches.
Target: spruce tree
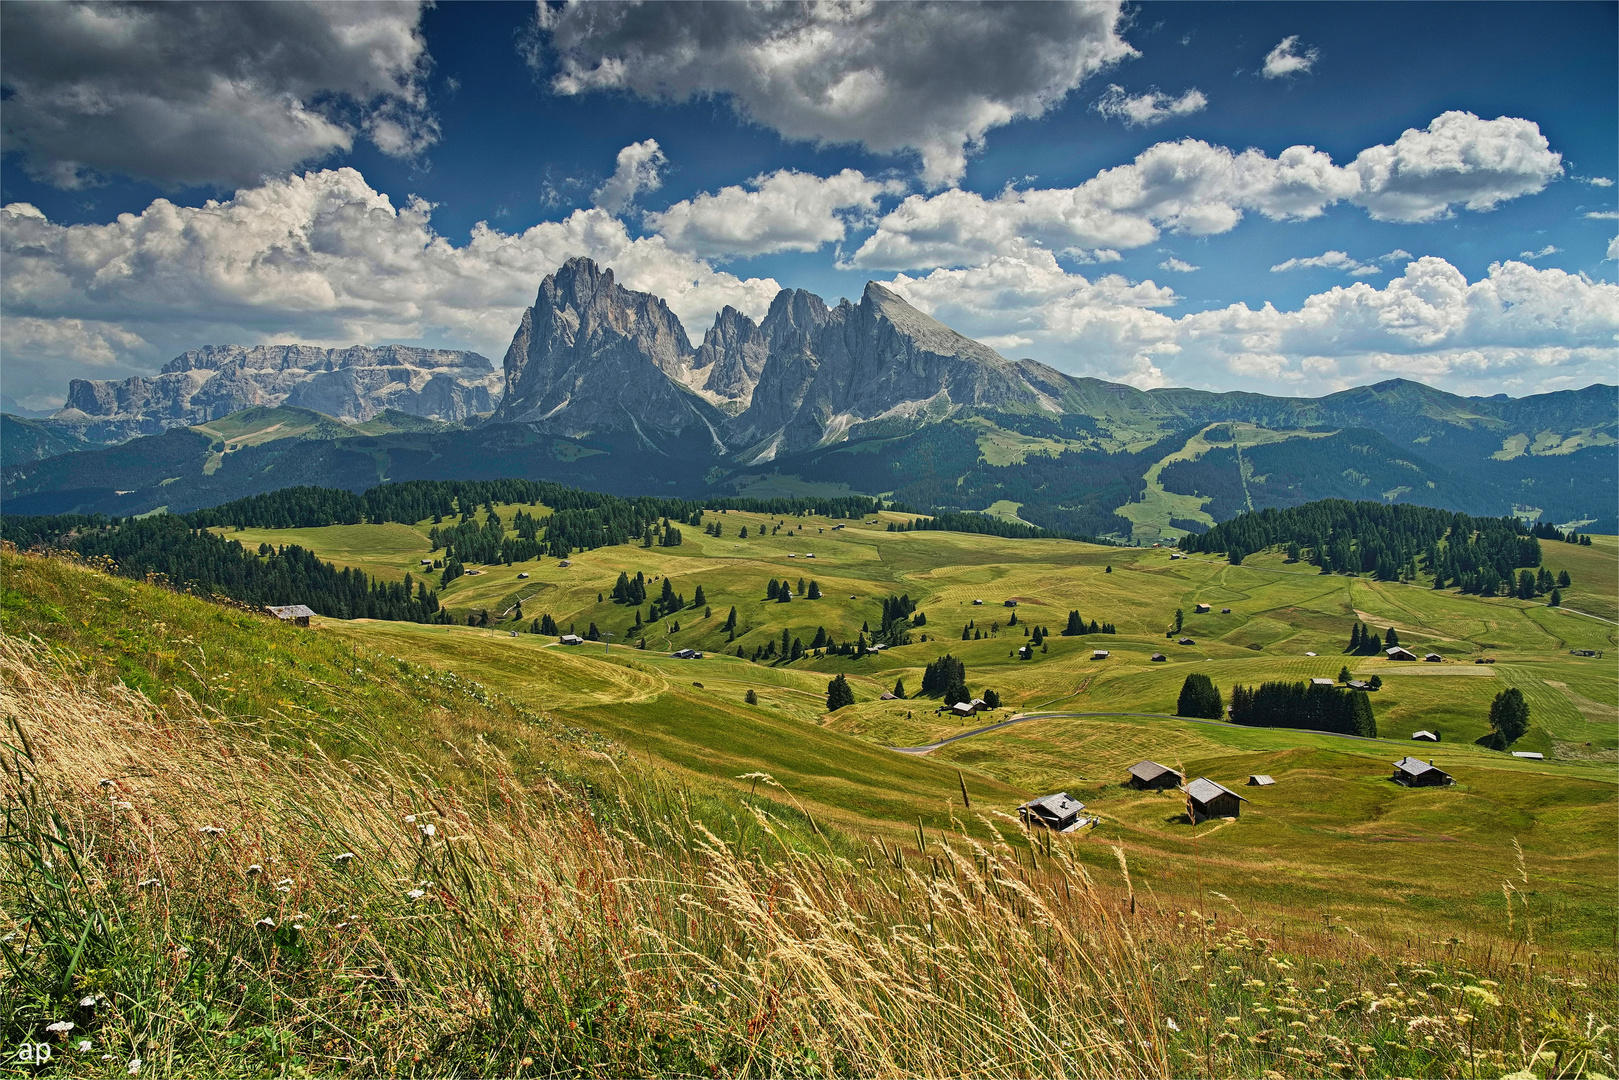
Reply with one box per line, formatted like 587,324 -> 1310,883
892,678 -> 906,699
745,688 -> 758,705
694,585 -> 706,606
1176,673 -> 1223,719
724,606 -> 738,631
1487,687 -> 1530,747
1064,610 -> 1083,636
1548,588 -> 1562,607
767,579 -> 781,601
1557,569 -> 1571,588
826,674 -> 855,711
983,689 -> 1001,708
807,580 -> 822,599
1385,627 -> 1400,647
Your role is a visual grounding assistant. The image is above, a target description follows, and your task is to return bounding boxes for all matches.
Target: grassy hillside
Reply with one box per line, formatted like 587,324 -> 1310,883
6,589 -> 1613,1079
184,508 -> 1619,952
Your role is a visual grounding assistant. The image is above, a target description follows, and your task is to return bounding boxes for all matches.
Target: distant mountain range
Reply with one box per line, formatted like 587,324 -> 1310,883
4,258 -> 1615,537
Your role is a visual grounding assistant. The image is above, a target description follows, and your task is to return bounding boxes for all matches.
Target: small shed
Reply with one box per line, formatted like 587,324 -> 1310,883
1170,553 -> 1184,559
1511,751 -> 1545,760
1019,792 -> 1087,832
805,553 -> 815,558
420,558 -> 433,565
1150,652 -> 1166,662
1195,603 -> 1211,614
1411,730 -> 1439,742
1424,653 -> 1443,663
1127,760 -> 1183,790
670,648 -> 699,659
1185,777 -> 1247,822
1221,607 -> 1232,614
1178,637 -> 1196,646
1392,757 -> 1454,787
1386,646 -> 1418,661
1247,774 -> 1276,786
1004,599 -> 1018,607
517,572 -> 529,579
879,691 -> 898,701
972,598 -> 984,605
1310,677 -> 1335,687
559,633 -> 585,645
558,559 -> 572,568
951,701 -> 979,718
1092,649 -> 1110,659
1017,644 -> 1033,659
1347,680 -> 1371,690
265,604 -> 315,627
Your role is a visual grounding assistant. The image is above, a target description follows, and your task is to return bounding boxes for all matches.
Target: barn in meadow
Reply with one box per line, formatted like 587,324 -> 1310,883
1184,777 -> 1248,822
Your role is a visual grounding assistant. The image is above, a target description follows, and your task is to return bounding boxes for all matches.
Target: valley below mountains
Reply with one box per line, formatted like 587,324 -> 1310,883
4,257 -> 1616,538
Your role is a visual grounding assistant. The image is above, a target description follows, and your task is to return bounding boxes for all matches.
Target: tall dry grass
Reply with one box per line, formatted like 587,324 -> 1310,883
2,632 -> 1612,1078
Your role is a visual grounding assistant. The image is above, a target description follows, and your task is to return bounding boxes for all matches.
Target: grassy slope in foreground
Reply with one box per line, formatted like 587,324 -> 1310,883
2,555 -> 1614,1079
222,508 -> 1618,953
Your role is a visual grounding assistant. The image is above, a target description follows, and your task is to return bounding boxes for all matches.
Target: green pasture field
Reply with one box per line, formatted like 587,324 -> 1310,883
190,507 -> 1616,949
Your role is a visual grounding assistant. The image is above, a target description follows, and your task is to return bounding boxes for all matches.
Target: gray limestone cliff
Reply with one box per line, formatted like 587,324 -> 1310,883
59,344 -> 500,440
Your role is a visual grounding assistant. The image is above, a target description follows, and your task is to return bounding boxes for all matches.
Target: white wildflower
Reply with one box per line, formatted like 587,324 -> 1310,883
1166,1017 -> 1180,1031
334,852 -> 357,863
256,917 -> 275,929
46,1021 -> 74,1034
128,1057 -> 142,1075
404,815 -> 416,823
418,824 -> 436,837
198,826 -> 224,836
407,889 -> 426,900
246,865 -> 262,875
76,1040 -> 92,1052
276,878 -> 292,887
98,778 -> 113,787
136,878 -> 160,888
79,995 -> 98,1007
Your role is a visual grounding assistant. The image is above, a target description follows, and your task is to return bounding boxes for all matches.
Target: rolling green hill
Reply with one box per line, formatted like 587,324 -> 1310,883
81,500 -> 1608,951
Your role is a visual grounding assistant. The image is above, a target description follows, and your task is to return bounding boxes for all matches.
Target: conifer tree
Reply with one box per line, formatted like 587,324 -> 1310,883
724,606 -> 738,631
826,674 -> 855,711
1487,687 -> 1530,747
892,678 -> 906,699
1064,610 -> 1083,636
1176,673 -> 1223,719
807,580 -> 822,599
693,584 -> 706,606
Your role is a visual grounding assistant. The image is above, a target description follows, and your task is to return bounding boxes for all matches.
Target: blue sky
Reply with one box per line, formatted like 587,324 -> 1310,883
2,0 -> 1615,409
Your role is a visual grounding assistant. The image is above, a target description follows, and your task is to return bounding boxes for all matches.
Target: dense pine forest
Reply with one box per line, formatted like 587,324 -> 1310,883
0,513 -> 445,622
1179,500 -> 1552,590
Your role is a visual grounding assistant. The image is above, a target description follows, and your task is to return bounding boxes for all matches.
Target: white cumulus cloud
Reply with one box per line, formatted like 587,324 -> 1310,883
593,140 -> 668,212
850,112 -> 1563,269
880,254 -> 1619,395
1517,245 -> 1560,260
528,0 -> 1136,187
1270,251 -> 1382,276
1262,35 -> 1319,79
0,169 -> 781,403
1093,85 -> 1208,127
647,169 -> 903,258
1159,257 -> 1199,272
0,1 -> 437,189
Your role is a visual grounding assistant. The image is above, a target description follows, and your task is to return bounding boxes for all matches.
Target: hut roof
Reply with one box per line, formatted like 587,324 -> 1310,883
1022,792 -> 1084,820
1247,774 -> 1276,786
1129,759 -> 1180,782
1511,751 -> 1545,760
1411,730 -> 1438,741
1184,777 -> 1247,804
879,691 -> 897,700
1393,756 -> 1449,778
1311,677 -> 1336,686
266,604 -> 316,620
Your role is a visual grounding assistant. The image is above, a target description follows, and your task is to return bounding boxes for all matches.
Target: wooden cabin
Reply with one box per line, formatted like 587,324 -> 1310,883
265,604 -> 315,627
1391,756 -> 1454,787
1247,774 -> 1276,786
559,633 -> 585,645
1185,777 -> 1248,822
1411,730 -> 1439,742
1127,760 -> 1183,790
1385,646 -> 1418,661
1019,792 -> 1087,832
1195,603 -> 1211,614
